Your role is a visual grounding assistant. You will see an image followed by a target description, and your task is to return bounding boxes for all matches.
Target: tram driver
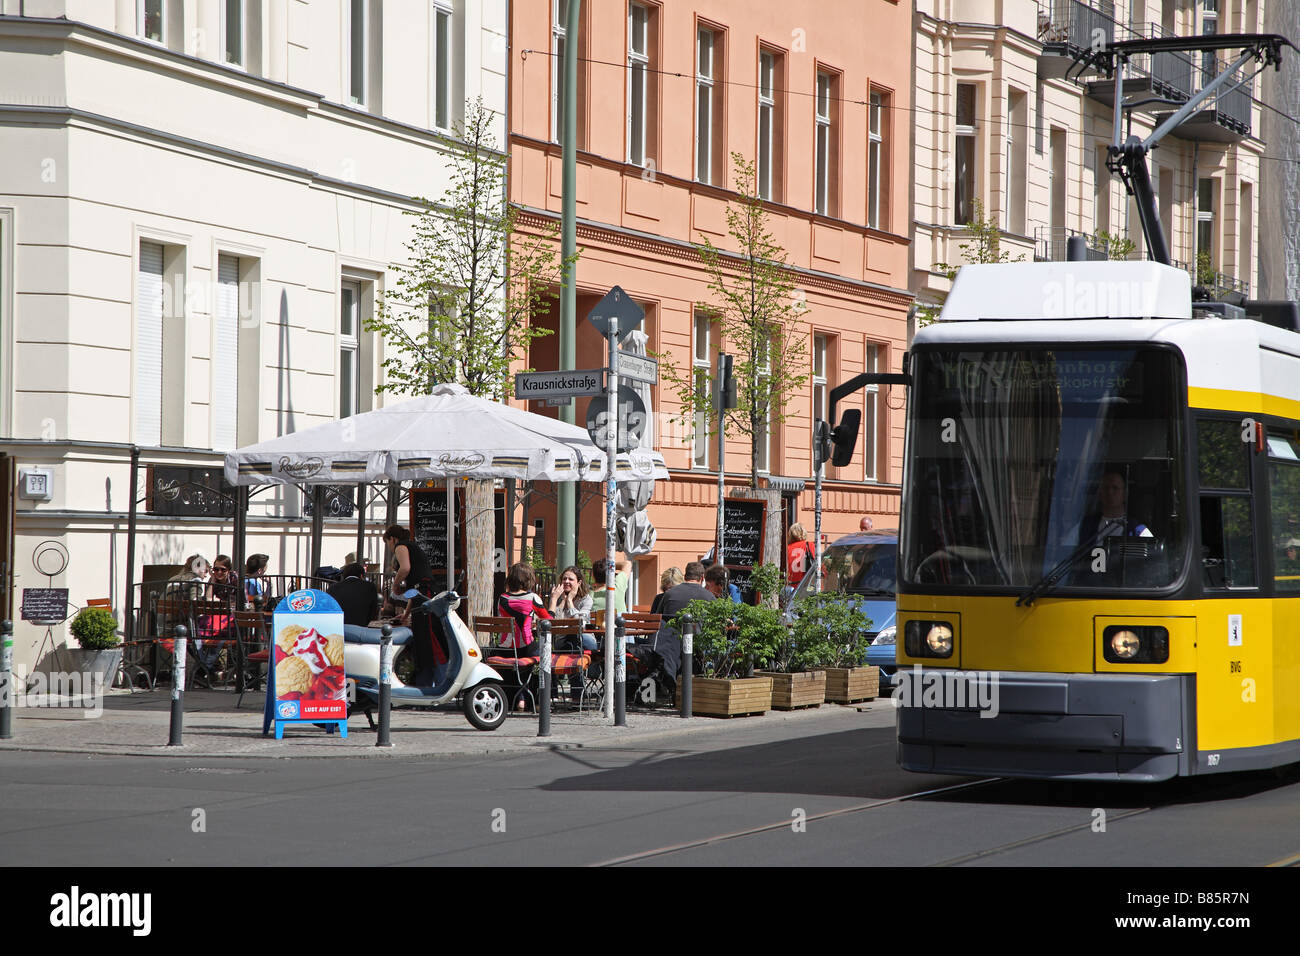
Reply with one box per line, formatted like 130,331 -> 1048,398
1078,467 -> 1153,544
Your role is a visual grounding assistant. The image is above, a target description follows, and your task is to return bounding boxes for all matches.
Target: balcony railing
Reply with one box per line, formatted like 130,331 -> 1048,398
1172,258 -> 1250,298
1034,226 -> 1110,262
1142,24 -> 1195,102
1037,0 -> 1115,59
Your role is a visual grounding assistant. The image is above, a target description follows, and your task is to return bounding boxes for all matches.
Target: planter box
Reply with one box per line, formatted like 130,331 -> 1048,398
678,676 -> 773,717
824,666 -> 878,704
757,670 -> 826,710
61,648 -> 123,688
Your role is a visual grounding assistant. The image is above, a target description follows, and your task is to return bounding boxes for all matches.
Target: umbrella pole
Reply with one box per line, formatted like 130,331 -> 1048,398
309,486 -> 325,576
355,483 -> 366,567
446,480 -> 454,594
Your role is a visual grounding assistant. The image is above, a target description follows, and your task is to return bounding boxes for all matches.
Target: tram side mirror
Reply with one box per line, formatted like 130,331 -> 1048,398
830,409 -> 862,468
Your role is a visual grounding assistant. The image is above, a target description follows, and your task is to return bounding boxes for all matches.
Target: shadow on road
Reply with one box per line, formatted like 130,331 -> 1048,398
541,726 -> 970,799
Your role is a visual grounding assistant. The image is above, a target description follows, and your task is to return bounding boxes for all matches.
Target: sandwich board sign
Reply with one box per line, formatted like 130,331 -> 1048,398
263,589 -> 348,739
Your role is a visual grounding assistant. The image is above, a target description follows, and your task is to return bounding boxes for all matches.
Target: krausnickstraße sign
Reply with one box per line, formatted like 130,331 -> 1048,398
515,369 -> 605,401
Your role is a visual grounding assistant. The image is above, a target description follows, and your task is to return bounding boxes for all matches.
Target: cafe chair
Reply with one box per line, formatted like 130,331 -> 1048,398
233,610 -> 270,708
472,616 -> 513,649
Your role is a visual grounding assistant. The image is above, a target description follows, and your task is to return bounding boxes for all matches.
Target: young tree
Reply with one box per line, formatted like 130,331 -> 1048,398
662,152 -> 810,487
366,98 -> 572,399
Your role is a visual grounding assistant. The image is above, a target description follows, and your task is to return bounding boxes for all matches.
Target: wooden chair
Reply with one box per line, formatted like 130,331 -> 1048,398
233,610 -> 270,707
546,619 -> 583,652
620,612 -> 662,641
472,616 -> 513,649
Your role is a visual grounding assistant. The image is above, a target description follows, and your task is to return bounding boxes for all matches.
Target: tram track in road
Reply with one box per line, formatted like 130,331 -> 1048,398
590,777 -> 1003,866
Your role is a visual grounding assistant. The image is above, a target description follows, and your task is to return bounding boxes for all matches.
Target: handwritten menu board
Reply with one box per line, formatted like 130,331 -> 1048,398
410,488 -> 460,579
147,466 -> 236,517
303,485 -> 356,518
721,498 -> 766,570
22,588 -> 69,623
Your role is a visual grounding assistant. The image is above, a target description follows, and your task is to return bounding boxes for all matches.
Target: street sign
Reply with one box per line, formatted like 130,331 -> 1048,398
545,397 -> 572,407
585,385 -> 647,454
515,368 -> 605,401
587,285 -> 644,341
617,349 -> 658,386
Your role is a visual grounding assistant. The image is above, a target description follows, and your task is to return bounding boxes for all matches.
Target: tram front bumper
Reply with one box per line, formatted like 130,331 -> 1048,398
896,670 -> 1190,782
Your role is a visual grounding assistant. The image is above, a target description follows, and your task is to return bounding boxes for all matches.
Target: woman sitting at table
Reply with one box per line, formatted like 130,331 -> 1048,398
650,567 -> 683,616
549,565 -> 594,650
243,553 -> 270,606
496,562 -> 551,657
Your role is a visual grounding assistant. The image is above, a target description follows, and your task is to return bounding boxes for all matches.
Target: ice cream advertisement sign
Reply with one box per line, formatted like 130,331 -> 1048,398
264,590 -> 348,739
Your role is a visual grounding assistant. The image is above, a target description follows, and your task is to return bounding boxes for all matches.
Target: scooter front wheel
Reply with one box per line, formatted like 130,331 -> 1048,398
463,681 -> 508,731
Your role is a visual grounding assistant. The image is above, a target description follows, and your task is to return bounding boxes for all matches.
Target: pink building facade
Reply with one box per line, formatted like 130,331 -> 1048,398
509,0 -> 913,595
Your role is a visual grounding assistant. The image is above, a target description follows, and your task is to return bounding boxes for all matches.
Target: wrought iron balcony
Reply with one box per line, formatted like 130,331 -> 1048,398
1037,0 -> 1115,74
1034,226 -> 1111,263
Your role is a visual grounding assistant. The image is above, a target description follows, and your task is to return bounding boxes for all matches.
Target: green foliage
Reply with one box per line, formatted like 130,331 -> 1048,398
677,597 -> 786,680
366,98 -> 576,400
659,153 -> 810,487
747,562 -> 782,608
918,198 -> 1026,327
1095,230 -> 1136,261
785,591 -> 873,670
69,607 -> 119,650
1195,250 -> 1217,287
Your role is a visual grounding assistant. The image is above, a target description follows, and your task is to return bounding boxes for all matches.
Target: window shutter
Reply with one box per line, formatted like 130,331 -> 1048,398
213,254 -> 240,450
136,241 -> 164,446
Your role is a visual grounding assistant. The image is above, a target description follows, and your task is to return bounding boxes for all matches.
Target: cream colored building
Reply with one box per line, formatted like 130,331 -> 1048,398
0,0 -> 507,675
914,0 -> 1264,307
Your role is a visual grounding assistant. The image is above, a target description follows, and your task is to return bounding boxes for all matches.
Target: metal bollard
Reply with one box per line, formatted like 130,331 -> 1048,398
538,619 -> 551,737
1,619 -> 13,739
679,614 -> 694,719
614,615 -> 627,727
376,624 -> 393,748
168,625 -> 187,746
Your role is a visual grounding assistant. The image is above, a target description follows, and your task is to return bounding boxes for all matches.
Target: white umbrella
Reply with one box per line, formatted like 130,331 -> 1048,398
225,383 -> 668,486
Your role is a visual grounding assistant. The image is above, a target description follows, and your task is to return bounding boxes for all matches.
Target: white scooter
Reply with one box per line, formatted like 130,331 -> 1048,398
343,591 -> 508,731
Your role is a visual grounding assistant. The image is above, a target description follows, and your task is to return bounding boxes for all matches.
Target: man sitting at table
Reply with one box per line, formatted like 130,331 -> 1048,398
329,563 -> 414,644
650,561 -> 714,691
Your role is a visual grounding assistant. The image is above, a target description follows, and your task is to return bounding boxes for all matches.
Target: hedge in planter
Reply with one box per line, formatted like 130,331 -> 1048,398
69,607 -> 120,650
787,590 -> 877,702
674,595 -> 785,716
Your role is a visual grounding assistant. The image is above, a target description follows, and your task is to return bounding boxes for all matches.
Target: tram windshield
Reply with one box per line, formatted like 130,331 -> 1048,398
903,347 -> 1189,593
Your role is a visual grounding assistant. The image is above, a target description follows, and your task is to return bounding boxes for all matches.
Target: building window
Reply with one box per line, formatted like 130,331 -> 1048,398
349,0 -> 367,106
812,334 -> 828,438
863,344 -> 879,480
628,3 -> 650,166
136,241 -> 166,446
867,90 -> 886,229
223,0 -> 245,66
1007,87 -> 1027,234
696,27 -> 723,185
433,1 -> 452,130
139,0 -> 164,44
693,313 -> 712,469
551,0 -> 568,142
814,71 -> 834,215
758,50 -> 777,201
340,280 -> 362,418
1201,0 -> 1218,81
213,254 -> 241,451
1198,177 -> 1217,269
954,83 -> 976,225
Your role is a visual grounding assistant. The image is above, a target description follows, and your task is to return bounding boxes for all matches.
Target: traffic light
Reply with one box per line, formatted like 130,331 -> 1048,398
716,353 -> 737,410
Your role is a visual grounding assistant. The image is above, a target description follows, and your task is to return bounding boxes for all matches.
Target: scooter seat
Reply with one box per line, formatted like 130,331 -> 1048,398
344,625 -> 415,646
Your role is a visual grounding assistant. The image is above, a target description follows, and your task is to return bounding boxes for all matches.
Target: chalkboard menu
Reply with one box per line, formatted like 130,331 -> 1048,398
410,488 -> 461,579
22,588 -> 69,623
303,485 -> 356,518
147,466 -> 236,517
721,497 -> 766,570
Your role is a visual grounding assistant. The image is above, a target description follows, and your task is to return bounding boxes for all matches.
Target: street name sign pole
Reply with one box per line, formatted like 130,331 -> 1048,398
587,285 -> 643,723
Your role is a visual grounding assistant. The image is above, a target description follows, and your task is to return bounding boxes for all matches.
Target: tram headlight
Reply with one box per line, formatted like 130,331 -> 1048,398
904,620 -> 955,659
1102,625 -> 1170,664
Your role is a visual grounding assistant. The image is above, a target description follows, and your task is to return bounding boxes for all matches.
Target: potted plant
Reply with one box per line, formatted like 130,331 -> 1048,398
674,595 -> 784,717
756,564 -> 828,709
787,591 -> 877,703
67,606 -> 122,687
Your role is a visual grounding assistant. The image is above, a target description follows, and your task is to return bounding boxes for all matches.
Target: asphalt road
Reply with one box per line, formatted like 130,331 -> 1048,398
4,705 -> 1300,870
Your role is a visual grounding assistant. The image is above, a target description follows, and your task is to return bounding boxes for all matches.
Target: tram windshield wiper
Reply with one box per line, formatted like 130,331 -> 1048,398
1017,519 -> 1123,607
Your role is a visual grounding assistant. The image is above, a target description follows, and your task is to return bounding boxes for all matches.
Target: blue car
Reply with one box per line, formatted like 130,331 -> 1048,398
787,529 -> 899,690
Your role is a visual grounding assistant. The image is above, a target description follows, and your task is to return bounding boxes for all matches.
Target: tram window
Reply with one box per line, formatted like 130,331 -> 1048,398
1197,419 -> 1249,490
1267,432 -> 1300,592
1200,496 -> 1256,589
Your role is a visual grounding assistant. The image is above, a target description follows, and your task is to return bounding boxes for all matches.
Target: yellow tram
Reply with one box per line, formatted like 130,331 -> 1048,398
895,260 -> 1300,781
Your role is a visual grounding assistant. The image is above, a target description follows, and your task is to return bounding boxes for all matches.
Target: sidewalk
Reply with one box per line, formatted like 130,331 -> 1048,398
0,687 -> 895,759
